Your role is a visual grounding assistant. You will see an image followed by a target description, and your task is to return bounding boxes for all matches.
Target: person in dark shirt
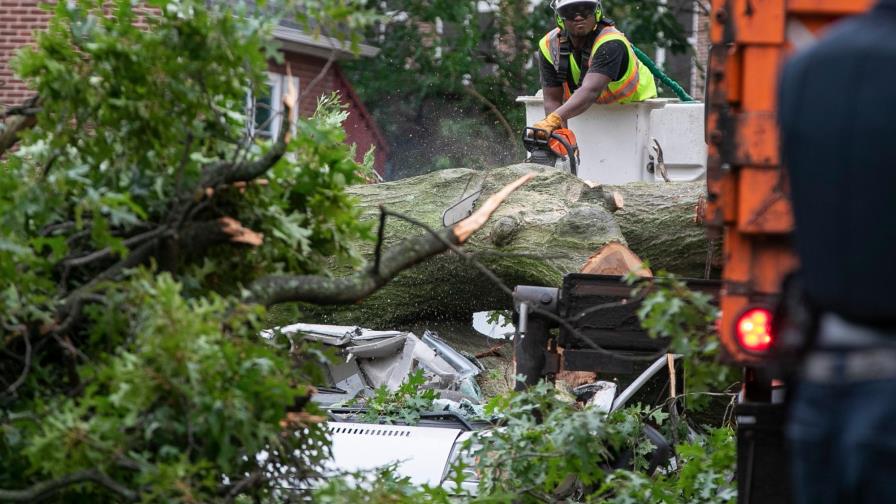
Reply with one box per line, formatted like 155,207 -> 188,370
531,0 -> 657,136
778,1 -> 896,502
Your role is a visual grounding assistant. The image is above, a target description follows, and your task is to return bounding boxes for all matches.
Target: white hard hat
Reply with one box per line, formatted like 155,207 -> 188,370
551,0 -> 602,26
551,0 -> 599,10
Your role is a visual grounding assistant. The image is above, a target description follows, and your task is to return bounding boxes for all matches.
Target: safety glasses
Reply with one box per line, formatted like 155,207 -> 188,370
558,3 -> 596,20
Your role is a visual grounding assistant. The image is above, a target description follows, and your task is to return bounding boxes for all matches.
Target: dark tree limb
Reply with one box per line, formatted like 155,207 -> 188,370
373,206 -> 387,274
0,469 -> 138,502
223,471 -> 263,503
53,215 -> 260,335
249,224 -> 461,306
55,239 -> 161,334
199,129 -> 287,189
248,173 -> 535,306
63,226 -> 168,269
39,221 -> 77,237
3,331 -> 31,396
0,95 -> 39,156
2,95 -> 40,117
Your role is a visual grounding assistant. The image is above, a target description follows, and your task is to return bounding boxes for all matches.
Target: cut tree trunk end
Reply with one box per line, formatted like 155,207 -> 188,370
556,241 -> 654,388
580,242 -> 652,277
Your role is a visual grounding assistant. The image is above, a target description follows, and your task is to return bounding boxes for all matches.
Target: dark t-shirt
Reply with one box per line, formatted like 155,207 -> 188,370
538,26 -> 629,92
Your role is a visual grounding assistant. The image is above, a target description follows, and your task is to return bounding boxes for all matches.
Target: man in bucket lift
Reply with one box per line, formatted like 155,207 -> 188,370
532,0 -> 657,136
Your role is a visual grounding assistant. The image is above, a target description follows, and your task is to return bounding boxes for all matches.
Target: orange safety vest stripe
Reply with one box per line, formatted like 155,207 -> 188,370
596,64 -> 640,103
589,27 -> 640,104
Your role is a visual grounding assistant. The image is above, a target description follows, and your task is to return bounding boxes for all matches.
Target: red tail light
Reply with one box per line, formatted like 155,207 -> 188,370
735,307 -> 773,353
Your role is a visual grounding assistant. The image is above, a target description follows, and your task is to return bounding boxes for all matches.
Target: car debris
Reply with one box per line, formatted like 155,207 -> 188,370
263,323 -> 485,407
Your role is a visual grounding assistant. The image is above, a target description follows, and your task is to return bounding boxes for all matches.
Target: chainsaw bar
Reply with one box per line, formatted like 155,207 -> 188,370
441,173 -> 484,227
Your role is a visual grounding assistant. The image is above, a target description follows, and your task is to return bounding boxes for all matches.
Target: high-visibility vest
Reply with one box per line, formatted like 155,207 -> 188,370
538,26 -> 657,104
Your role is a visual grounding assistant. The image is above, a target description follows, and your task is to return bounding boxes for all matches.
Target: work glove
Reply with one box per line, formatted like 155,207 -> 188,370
531,112 -> 564,138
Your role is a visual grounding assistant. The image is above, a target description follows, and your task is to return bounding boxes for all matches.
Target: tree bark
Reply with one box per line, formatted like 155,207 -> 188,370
604,181 -> 718,278
272,164 -> 711,328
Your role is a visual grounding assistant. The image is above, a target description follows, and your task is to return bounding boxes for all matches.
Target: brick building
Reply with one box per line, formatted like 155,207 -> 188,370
0,3 -> 389,175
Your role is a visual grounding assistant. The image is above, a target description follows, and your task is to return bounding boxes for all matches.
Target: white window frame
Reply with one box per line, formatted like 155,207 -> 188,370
247,72 -> 300,140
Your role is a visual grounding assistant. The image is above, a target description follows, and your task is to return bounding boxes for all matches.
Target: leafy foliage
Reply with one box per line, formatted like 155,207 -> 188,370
16,273 -> 329,502
0,0 -> 380,500
595,427 -> 736,503
313,464 -> 455,503
314,380 -> 736,503
350,369 -> 438,425
468,381 -> 667,502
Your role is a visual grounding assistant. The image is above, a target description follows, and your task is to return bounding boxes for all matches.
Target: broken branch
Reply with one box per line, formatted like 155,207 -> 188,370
218,217 -> 264,247
454,172 -> 535,242
179,218 -> 264,251
3,331 -> 31,396
0,469 -> 138,502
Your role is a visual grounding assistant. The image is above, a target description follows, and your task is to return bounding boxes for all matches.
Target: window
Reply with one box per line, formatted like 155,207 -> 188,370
247,72 -> 300,139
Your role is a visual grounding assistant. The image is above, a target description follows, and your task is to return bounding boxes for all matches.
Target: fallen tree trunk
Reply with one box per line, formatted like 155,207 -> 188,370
604,181 -> 718,278
275,164 -> 710,328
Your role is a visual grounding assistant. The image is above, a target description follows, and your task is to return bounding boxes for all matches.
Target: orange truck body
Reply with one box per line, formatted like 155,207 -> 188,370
706,0 -> 873,363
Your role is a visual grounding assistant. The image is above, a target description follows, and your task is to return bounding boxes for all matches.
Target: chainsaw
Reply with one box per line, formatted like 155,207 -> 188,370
522,126 -> 580,175
441,127 -> 581,228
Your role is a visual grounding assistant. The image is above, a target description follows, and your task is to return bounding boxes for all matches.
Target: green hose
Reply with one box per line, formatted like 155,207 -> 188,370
632,44 -> 695,102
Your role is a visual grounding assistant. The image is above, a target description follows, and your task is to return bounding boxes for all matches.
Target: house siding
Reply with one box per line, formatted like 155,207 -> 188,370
268,52 -> 389,175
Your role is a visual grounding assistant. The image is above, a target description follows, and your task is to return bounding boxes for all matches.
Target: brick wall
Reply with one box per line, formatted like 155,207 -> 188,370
0,0 -> 51,106
1,1 -> 157,106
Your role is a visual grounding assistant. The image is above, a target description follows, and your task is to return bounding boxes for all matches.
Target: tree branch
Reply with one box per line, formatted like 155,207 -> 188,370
249,224 -> 459,306
55,239 -> 160,333
179,218 -> 264,254
3,331 -> 31,396
2,95 -> 40,117
373,207 -> 387,274
200,65 -> 298,189
223,471 -> 263,503
247,173 -> 535,306
0,115 -> 37,157
0,469 -> 138,502
63,226 -> 168,269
